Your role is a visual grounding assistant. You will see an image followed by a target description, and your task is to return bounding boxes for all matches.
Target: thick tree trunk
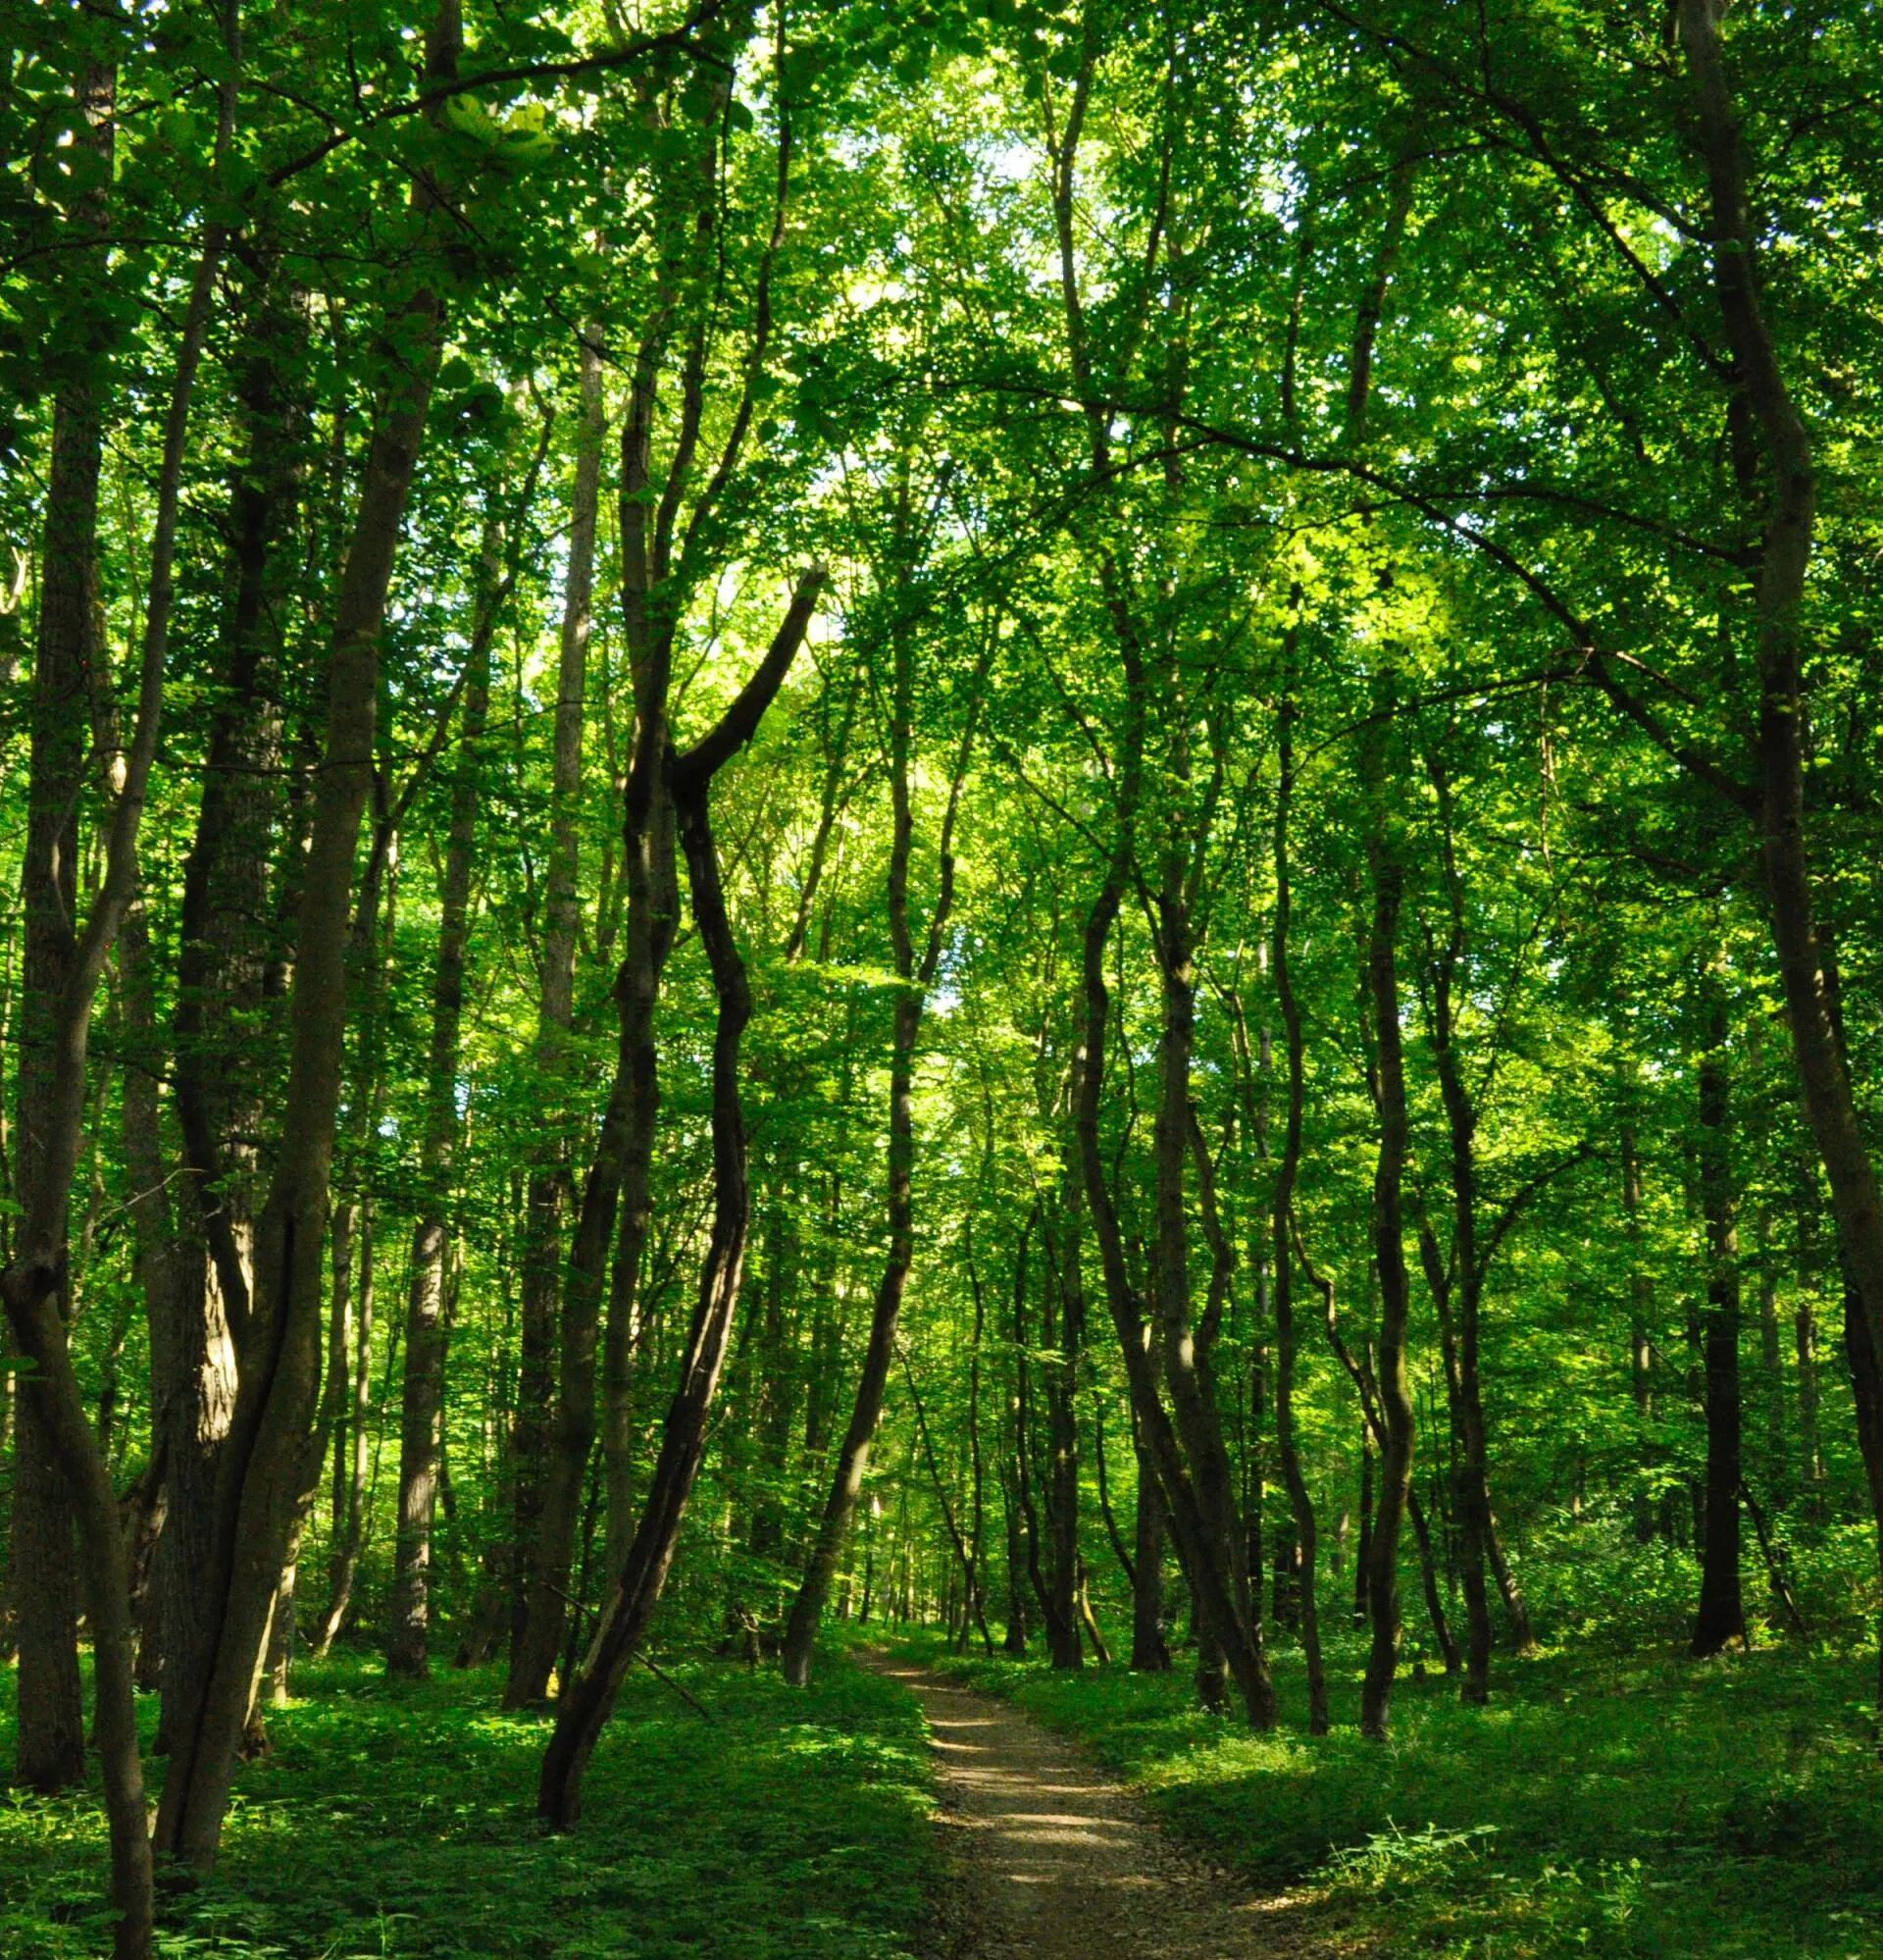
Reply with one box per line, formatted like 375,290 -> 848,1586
1692,952 -> 1746,1656
151,9 -> 457,1873
1677,0 -> 1883,1691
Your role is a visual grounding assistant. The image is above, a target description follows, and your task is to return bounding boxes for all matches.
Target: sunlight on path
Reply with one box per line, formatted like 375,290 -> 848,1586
865,1656 -> 1343,1960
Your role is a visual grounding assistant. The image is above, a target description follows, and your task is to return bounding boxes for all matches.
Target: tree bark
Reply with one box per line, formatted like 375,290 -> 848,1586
1360,729 -> 1416,1740
1676,0 -> 1883,1686
537,575 -> 820,1824
781,567 -> 981,1688
510,339 -> 604,1676
386,520 -> 498,1676
150,4 -> 458,1874
1268,647 -> 1327,1732
1691,948 -> 1746,1656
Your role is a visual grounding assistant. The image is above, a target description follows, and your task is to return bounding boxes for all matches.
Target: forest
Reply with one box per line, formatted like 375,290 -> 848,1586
3,0 -> 1882,1955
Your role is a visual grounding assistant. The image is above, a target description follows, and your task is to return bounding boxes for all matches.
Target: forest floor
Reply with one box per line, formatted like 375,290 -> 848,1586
0,1654 -> 934,1959
901,1631 -> 1883,1960
868,1651 -> 1351,1960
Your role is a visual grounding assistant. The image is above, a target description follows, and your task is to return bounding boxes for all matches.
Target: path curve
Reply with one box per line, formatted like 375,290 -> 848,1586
865,1654 -> 1338,1960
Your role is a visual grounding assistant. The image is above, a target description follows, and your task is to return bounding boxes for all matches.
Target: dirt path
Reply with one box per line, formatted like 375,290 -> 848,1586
866,1655 -> 1342,1960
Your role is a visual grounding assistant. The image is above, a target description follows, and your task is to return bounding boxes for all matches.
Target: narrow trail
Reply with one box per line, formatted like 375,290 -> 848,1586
864,1655 -> 1345,1960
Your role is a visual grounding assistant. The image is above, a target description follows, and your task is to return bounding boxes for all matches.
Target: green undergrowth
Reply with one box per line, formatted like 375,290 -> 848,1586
0,1651 -> 933,1960
908,1626 -> 1883,1960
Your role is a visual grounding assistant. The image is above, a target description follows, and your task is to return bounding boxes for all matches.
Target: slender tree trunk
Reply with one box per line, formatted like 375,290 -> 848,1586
781,576 -> 978,1687
1268,656 -> 1326,1732
386,523 -> 497,1676
537,593 -> 818,1820
9,60 -> 115,1790
1360,752 -> 1415,1740
3,22 -> 233,1937
1623,1119 -> 1657,1543
1692,950 -> 1746,1656
315,1206 -> 374,1654
510,339 -> 603,1676
1130,1415 -> 1170,1672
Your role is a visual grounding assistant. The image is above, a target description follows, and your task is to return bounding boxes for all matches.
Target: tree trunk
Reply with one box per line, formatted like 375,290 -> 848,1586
781,570 -> 975,1688
1360,759 -> 1415,1740
9,76 -> 112,1789
150,8 -> 458,1874
537,590 -> 818,1821
510,339 -> 603,1680
1691,949 -> 1746,1657
1268,655 -> 1326,1731
387,520 -> 497,1676
1130,1415 -> 1170,1672
1677,0 -> 1883,1694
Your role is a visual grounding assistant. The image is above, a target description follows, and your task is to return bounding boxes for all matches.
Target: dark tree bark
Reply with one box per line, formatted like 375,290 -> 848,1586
1129,1413 -> 1171,1672
3,14 -> 234,1936
537,574 -> 822,1826
1691,949 -> 1746,1656
151,4 -> 458,1874
510,339 -> 603,1671
10,54 -> 117,1800
1675,0 -> 1883,1693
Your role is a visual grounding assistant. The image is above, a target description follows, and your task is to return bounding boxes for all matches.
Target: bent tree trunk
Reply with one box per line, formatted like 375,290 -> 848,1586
538,574 -> 820,1823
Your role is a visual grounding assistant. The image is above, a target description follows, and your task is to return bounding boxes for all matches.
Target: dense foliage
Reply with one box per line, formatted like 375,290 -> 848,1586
4,0 -> 1883,1952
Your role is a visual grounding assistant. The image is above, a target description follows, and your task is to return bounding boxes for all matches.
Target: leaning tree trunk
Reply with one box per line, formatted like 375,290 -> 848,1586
1676,0 -> 1883,1699
781,584 -> 978,1688
538,579 -> 821,1824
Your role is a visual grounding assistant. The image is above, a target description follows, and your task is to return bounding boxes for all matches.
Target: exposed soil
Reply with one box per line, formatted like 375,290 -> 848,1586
867,1655 -> 1349,1960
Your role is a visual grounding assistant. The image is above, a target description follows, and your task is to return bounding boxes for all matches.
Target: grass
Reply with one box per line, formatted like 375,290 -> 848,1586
0,1650 -> 935,1960
909,1625 -> 1883,1960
